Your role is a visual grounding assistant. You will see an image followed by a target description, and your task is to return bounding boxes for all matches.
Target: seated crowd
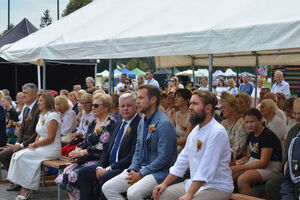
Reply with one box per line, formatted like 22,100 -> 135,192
0,71 -> 299,200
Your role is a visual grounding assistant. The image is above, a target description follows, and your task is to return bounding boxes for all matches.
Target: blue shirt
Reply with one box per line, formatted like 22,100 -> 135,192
239,83 -> 253,95
141,109 -> 158,166
145,78 -> 160,88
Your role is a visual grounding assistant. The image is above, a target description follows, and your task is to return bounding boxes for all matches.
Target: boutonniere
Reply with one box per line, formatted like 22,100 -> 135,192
26,114 -> 32,122
197,139 -> 203,152
180,126 -> 187,131
95,127 -> 103,135
148,124 -> 156,132
41,119 -> 46,125
125,126 -> 131,136
6,112 -> 10,118
85,120 -> 89,126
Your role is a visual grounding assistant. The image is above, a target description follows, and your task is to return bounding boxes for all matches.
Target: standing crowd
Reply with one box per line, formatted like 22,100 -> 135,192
0,69 -> 298,200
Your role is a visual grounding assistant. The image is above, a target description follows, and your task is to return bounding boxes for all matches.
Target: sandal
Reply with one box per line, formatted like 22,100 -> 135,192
15,191 -> 33,200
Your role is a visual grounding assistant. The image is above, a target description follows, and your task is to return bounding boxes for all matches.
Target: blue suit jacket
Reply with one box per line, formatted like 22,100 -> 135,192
128,110 -> 177,184
97,114 -> 141,170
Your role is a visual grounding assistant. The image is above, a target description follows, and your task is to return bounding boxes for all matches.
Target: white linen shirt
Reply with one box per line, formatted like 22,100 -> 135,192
271,80 -> 290,98
60,109 -> 77,136
169,118 -> 234,194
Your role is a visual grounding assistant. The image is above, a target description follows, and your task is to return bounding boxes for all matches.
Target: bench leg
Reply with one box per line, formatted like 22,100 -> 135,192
58,168 -> 63,200
41,165 -> 45,187
0,160 -> 2,181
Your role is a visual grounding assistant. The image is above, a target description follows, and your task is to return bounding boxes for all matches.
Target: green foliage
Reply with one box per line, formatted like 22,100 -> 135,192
0,24 -> 14,36
126,58 -> 148,72
40,9 -> 52,28
62,0 -> 93,17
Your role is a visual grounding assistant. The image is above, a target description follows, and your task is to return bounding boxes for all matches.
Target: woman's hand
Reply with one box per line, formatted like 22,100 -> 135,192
68,149 -> 82,159
236,160 -> 246,166
28,143 -> 37,151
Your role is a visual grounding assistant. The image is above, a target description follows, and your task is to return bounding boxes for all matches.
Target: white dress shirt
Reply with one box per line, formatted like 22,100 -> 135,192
60,109 -> 78,136
169,118 -> 234,194
271,80 -> 290,98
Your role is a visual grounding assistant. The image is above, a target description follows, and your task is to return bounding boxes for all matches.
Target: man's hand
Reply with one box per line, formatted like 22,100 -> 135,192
152,183 -> 167,200
125,170 -> 142,185
96,168 -> 107,180
13,144 -> 22,153
179,193 -> 193,200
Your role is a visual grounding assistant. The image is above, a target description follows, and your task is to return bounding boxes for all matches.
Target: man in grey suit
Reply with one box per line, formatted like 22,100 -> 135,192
0,83 -> 39,191
102,85 -> 177,200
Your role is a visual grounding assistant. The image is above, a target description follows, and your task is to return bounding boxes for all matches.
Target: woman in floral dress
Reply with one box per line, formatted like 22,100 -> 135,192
56,93 -> 116,200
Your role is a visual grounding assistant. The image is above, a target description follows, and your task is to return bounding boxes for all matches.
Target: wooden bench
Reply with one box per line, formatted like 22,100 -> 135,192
41,156 -> 70,200
0,143 -> 14,182
231,193 -> 265,200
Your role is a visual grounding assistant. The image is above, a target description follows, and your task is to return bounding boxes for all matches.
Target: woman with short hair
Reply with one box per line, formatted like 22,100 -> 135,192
221,95 -> 248,161
56,93 -> 116,200
236,93 -> 252,116
8,93 -> 62,200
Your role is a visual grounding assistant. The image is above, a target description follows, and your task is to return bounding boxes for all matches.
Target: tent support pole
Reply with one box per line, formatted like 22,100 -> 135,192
254,53 -> 258,108
208,54 -> 213,92
192,66 -> 195,87
37,65 -> 41,91
94,63 -> 97,88
14,65 -> 17,97
43,62 -> 46,90
108,59 -> 113,94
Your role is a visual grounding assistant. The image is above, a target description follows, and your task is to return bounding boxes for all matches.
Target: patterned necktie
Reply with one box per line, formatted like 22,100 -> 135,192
23,107 -> 30,121
110,121 -> 127,165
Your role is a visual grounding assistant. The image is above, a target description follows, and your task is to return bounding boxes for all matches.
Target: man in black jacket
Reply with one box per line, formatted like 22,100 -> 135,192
78,92 -> 141,200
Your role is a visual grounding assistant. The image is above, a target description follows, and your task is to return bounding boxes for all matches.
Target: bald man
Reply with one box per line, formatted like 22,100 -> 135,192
265,98 -> 300,200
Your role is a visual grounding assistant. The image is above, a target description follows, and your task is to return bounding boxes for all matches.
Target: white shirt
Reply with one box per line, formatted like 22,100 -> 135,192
179,83 -> 184,89
60,109 -> 78,136
264,115 -> 288,141
145,78 -> 160,88
271,80 -> 290,98
76,111 -> 94,136
198,86 -> 209,91
215,87 -> 227,97
115,82 -> 126,93
277,108 -> 287,124
169,118 -> 234,194
251,87 -> 261,99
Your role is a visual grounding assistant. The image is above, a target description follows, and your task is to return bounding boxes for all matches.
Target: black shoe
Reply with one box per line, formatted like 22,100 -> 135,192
7,184 -> 21,191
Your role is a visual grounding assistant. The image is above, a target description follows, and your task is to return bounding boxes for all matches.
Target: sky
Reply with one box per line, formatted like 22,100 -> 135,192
0,0 -> 69,33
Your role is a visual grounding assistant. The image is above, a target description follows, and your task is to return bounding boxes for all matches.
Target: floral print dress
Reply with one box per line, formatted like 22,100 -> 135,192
56,117 -> 116,199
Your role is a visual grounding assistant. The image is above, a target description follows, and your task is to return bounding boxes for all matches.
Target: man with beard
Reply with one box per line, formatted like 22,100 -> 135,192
153,90 -> 233,200
102,85 -> 177,200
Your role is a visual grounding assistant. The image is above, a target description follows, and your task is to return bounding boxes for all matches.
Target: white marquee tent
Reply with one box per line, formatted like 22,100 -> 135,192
1,0 -> 300,68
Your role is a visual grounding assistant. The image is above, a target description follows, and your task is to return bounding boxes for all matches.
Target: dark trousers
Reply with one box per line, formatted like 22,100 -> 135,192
0,147 -> 14,170
78,164 -> 123,200
281,170 -> 300,200
265,174 -> 281,200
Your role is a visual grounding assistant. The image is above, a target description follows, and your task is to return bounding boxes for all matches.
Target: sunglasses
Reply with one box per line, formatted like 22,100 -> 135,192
170,80 -> 175,82
125,82 -> 130,84
92,104 -> 103,108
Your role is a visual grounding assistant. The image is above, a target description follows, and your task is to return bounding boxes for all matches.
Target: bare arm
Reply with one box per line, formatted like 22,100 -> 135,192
177,122 -> 195,146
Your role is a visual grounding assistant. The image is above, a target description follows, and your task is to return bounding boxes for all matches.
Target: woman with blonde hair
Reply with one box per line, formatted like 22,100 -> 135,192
227,78 -> 238,96
135,75 -> 145,90
221,95 -> 248,161
236,93 -> 252,116
56,93 -> 116,200
8,93 -> 62,199
55,96 -> 77,144
166,76 -> 180,94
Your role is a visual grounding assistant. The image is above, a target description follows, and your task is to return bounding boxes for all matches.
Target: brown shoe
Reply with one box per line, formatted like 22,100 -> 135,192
7,183 -> 21,191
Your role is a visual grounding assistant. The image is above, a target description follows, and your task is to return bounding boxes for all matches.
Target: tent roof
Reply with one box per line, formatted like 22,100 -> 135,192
121,68 -> 136,76
131,68 -> 146,76
224,68 -> 237,77
155,68 -> 171,75
1,0 -> 300,67
0,18 -> 38,48
213,70 -> 225,77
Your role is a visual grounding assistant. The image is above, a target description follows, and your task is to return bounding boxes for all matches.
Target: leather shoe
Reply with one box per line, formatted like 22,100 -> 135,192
7,184 -> 21,191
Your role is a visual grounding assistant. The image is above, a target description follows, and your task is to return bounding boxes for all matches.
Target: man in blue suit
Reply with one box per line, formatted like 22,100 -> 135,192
78,92 -> 141,200
103,85 -> 177,200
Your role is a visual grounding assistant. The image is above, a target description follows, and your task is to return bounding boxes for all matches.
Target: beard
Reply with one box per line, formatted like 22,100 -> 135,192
138,103 -> 151,114
189,109 -> 206,125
